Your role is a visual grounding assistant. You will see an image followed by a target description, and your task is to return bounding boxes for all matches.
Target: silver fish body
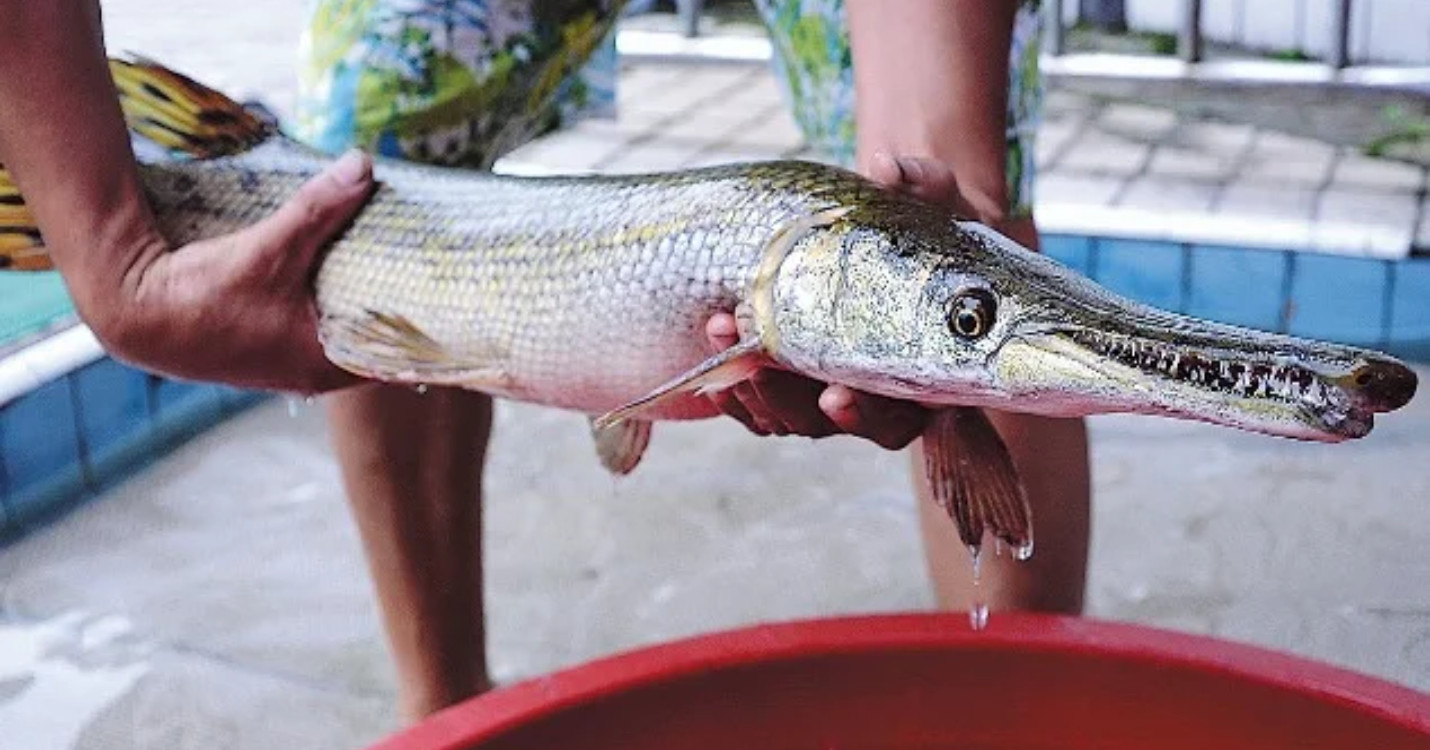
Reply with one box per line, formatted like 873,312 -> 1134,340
138,136 -> 1417,442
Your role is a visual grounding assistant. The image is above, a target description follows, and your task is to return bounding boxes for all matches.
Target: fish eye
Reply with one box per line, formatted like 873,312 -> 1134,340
948,288 -> 997,340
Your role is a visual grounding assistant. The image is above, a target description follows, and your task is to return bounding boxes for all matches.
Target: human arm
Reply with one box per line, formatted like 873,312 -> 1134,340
846,0 -> 1029,237
0,2 -> 373,394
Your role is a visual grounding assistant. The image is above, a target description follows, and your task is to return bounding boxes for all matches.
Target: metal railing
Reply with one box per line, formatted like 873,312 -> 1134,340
647,0 -> 1429,91
1043,0 -> 1358,68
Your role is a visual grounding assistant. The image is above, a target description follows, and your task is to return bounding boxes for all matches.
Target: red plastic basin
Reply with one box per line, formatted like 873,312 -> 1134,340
368,613 -> 1430,750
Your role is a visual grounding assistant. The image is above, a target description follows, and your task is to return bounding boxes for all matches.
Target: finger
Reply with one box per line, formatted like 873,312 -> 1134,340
731,379 -> 789,436
242,148 -> 375,273
707,386 -> 769,436
705,312 -> 741,352
889,156 -> 978,217
819,385 -> 928,450
742,369 -> 844,438
867,150 -> 906,188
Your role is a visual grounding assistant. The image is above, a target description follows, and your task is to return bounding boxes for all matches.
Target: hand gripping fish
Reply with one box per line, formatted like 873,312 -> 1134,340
0,58 -> 1417,560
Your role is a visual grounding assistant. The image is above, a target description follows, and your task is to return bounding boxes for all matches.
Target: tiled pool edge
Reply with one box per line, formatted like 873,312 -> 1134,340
0,335 -> 265,545
1039,234 -> 1430,361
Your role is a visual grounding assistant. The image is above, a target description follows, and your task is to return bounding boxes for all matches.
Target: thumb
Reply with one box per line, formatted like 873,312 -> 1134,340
867,152 -> 977,218
243,148 -> 375,272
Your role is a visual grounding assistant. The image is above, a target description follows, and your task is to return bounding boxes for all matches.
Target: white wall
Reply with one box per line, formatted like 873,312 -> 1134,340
1102,0 -> 1430,65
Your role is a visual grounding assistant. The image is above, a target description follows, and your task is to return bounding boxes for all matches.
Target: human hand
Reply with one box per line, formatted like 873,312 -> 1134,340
102,149 -> 375,395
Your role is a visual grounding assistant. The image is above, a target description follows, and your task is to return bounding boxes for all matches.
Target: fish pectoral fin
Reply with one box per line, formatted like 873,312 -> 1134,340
592,338 -> 766,429
589,417 -> 653,476
319,310 -> 512,390
0,163 -> 51,271
921,407 -> 1033,557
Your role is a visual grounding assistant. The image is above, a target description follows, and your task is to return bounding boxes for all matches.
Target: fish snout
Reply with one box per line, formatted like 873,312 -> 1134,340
1346,358 -> 1418,413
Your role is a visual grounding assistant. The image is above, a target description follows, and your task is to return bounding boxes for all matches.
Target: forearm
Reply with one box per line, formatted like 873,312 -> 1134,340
0,2 -> 163,333
846,0 -> 1018,221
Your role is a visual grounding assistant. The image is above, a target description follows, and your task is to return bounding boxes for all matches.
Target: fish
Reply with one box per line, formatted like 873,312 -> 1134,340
0,57 -> 1417,559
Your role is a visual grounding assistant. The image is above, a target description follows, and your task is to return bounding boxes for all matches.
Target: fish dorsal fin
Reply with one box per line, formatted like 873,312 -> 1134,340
0,163 -> 50,270
109,55 -> 273,159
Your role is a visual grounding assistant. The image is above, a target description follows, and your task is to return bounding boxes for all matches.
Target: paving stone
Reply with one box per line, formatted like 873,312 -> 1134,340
1239,130 -> 1338,187
618,65 -> 754,116
1042,88 -> 1098,121
1145,145 -> 1241,183
1115,177 -> 1220,212
1330,153 -> 1427,193
724,108 -> 806,151
1144,120 -> 1256,182
1033,172 -> 1125,207
1317,188 -> 1421,229
500,128 -> 630,172
1034,119 -> 1082,169
682,146 -> 791,168
1054,131 -> 1153,178
595,137 -> 710,173
1096,102 -> 1178,141
1215,181 -> 1318,221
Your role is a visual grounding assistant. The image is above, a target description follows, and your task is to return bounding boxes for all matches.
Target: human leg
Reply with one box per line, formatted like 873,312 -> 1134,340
325,384 -> 494,720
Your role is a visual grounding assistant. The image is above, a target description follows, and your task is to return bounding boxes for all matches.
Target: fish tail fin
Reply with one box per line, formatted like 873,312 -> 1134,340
109,54 -> 274,159
0,163 -> 50,271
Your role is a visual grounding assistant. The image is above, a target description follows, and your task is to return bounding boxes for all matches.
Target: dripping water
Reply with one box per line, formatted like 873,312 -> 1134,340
968,544 -> 987,631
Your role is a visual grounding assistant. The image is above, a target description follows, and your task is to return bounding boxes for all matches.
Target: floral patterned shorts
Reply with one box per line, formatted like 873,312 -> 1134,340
292,0 -> 1043,214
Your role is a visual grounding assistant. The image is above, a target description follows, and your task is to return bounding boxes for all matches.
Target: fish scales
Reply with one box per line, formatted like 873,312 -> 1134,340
140,140 -> 875,417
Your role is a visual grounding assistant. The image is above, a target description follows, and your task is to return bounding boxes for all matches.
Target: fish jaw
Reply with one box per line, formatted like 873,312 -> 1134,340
971,312 -> 1417,442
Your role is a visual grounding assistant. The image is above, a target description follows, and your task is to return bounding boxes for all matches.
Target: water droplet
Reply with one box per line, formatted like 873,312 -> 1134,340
285,396 -> 302,418
969,602 -> 989,631
414,384 -> 429,395
1014,540 -> 1035,561
967,544 -> 983,582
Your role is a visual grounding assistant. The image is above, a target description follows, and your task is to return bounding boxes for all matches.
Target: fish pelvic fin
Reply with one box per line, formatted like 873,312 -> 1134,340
318,310 -> 513,391
589,417 -> 653,476
109,54 -> 274,159
0,163 -> 49,271
921,407 -> 1034,559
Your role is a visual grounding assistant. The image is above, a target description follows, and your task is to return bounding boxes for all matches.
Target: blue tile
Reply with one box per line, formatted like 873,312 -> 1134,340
153,376 -> 222,423
0,376 -> 87,525
1287,254 -> 1389,347
1389,258 -> 1430,361
152,375 -> 221,440
1186,245 -> 1289,333
73,359 -> 152,468
1041,234 -> 1094,275
0,377 -> 81,493
1092,238 -> 1186,312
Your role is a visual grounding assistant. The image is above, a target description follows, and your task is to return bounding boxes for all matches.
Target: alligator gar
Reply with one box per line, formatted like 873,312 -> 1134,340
0,58 -> 1416,557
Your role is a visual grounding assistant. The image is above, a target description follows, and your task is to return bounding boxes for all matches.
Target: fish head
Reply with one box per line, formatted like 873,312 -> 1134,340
770,198 -> 1416,442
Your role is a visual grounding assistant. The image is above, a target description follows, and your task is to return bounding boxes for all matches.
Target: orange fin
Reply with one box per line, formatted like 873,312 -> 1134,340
109,54 -> 272,159
0,163 -> 50,271
921,407 -> 1033,558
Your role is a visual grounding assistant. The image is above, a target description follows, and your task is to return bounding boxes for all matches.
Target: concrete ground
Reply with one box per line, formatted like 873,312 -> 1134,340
2,2 -> 1429,749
